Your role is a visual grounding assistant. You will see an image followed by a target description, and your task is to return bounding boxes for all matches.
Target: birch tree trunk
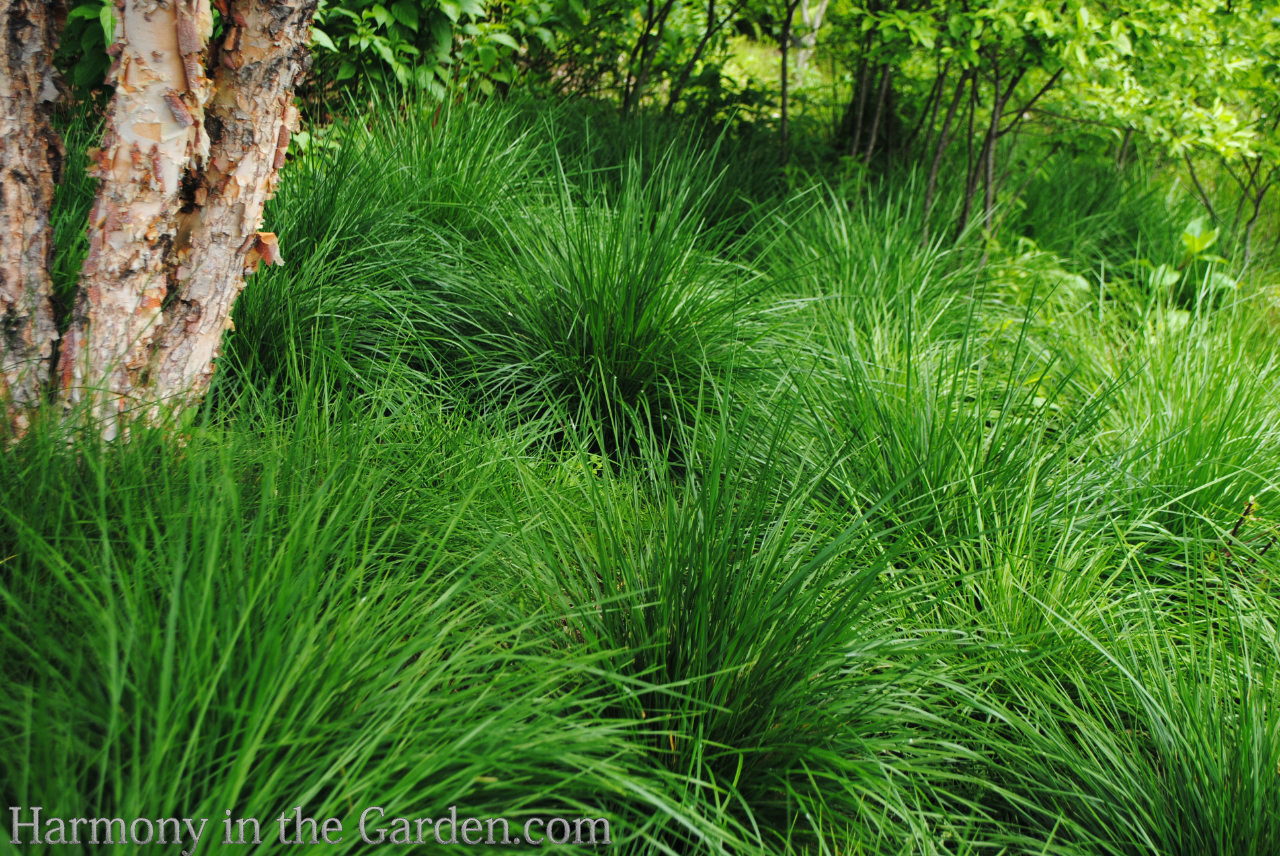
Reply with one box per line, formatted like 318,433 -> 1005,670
145,0 -> 313,410
56,0 -> 217,439
0,0 -> 64,437
795,0 -> 829,85
0,0 -> 318,441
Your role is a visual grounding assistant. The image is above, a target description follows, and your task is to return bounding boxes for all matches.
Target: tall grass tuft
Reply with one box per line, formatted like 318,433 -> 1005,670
224,94 -> 553,410
414,143 -> 766,462
962,574 -> 1280,855
0,397 -> 693,854
506,409 -> 1008,852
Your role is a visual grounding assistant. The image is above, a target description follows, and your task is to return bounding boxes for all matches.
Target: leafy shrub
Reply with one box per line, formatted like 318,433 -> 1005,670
58,0 -> 113,95
309,0 -> 543,96
57,0 -> 541,99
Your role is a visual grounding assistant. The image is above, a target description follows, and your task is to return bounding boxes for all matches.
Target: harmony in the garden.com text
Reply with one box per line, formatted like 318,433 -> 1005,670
9,805 -> 612,851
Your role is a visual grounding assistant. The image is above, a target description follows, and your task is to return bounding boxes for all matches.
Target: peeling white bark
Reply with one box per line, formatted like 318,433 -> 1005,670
0,0 -> 64,439
3,0 -> 317,441
147,0 -> 317,412
57,0 -> 214,439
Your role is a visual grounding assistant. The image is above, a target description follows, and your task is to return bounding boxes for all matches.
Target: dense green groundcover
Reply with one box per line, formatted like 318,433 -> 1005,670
4,95 -> 1280,854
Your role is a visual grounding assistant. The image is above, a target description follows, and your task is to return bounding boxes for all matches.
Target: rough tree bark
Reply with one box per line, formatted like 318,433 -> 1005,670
144,0 -> 312,413
0,0 -> 65,437
56,0 -> 218,438
0,0 -> 317,441
923,70 -> 969,238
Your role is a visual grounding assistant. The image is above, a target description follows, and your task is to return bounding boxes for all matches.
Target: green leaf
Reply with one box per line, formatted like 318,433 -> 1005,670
310,26 -> 337,51
80,25 -> 101,53
429,15 -> 453,55
908,20 -> 936,50
391,0 -> 419,31
1151,264 -> 1181,290
1207,270 -> 1238,292
74,57 -> 104,87
98,4 -> 115,43
66,5 -> 99,22
1180,216 -> 1219,256
438,0 -> 461,22
370,4 -> 392,28
488,32 -> 519,50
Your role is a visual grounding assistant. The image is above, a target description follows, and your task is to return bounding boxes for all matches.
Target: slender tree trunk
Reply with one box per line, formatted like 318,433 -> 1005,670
1115,127 -> 1133,170
56,0 -> 217,439
779,0 -> 800,162
0,0 -> 65,439
863,63 -> 890,166
924,69 -> 968,238
1184,152 -> 1218,225
846,39 -> 871,157
1241,175 -> 1272,266
981,64 -> 1001,232
621,0 -> 655,113
664,0 -> 748,114
956,72 -> 980,237
623,0 -> 677,114
907,59 -> 948,157
666,0 -> 716,114
145,0 -> 316,412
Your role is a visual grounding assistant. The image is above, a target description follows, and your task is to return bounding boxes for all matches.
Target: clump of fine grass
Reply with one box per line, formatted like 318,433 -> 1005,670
504,406 -> 1006,853
1004,154 -> 1196,273
766,180 -> 1109,564
544,99 -> 788,221
1090,276 -> 1280,552
754,172 -> 979,326
224,93 -> 554,409
14,87 -> 1280,856
0,391 -> 705,854
959,571 -> 1280,856
414,141 -> 766,464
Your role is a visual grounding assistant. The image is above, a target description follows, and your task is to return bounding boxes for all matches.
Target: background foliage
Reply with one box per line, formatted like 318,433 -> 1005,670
59,0 -> 1280,257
